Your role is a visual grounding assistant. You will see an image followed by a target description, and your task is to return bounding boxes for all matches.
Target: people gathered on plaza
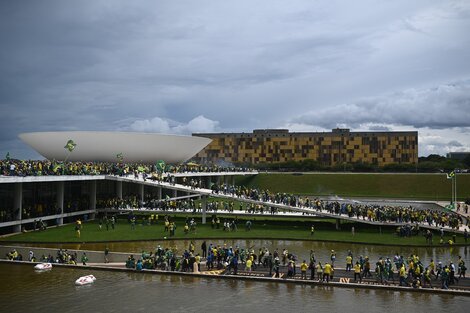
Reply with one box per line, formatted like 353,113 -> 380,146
119,239 -> 467,290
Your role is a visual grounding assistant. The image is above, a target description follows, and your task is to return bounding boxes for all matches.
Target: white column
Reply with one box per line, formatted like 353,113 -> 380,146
56,181 -> 64,225
90,180 -> 97,220
157,186 -> 162,200
13,183 -> 22,233
139,184 -> 145,204
116,180 -> 123,199
202,196 -> 207,224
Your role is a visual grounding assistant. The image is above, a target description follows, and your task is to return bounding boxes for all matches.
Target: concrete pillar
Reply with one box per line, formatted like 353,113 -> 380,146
116,180 -> 123,199
335,219 -> 340,230
56,181 -> 64,225
172,189 -> 177,198
206,176 -> 211,189
89,181 -> 97,220
201,196 -> 207,224
231,176 -> 235,186
139,184 -> 144,205
217,176 -> 222,185
157,187 -> 162,200
13,183 -> 22,233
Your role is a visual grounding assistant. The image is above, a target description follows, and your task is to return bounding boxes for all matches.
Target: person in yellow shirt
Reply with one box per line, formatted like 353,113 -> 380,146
300,260 -> 308,279
246,258 -> 252,272
316,262 -> 323,281
399,264 -> 407,286
346,255 -> 353,272
323,262 -> 332,282
354,262 -> 362,283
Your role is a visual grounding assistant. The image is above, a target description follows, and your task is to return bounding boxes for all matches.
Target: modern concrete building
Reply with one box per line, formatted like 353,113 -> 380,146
0,171 -> 252,235
192,128 -> 418,166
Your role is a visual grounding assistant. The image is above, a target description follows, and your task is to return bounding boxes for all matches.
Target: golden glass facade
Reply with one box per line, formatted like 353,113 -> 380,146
193,128 -> 418,166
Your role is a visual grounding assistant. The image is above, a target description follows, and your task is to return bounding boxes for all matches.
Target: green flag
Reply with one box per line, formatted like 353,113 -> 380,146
116,153 -> 123,162
5,152 -> 10,160
53,163 -> 63,173
446,171 -> 455,179
156,160 -> 166,172
64,139 -> 77,152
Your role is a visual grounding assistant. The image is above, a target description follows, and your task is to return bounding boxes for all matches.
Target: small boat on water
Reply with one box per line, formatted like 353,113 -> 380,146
34,263 -> 52,270
75,274 -> 97,286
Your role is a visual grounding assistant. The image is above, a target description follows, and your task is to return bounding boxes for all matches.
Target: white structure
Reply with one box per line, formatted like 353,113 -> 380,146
19,131 -> 212,163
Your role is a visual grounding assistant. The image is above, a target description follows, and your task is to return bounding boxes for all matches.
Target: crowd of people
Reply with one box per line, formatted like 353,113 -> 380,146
0,159 -> 252,177
96,184 -> 466,233
119,242 -> 467,289
6,240 -> 467,290
208,183 -> 467,230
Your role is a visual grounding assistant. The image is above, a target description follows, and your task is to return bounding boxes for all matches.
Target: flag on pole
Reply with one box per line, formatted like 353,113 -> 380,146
156,160 -> 166,172
116,153 -> 123,162
64,139 -> 77,152
5,152 -> 10,160
53,162 -> 63,173
446,171 -> 455,179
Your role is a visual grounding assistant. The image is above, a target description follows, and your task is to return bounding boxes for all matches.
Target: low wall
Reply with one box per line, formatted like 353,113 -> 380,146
0,244 -> 129,263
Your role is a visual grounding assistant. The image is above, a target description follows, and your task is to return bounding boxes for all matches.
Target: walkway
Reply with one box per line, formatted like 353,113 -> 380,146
110,175 -> 470,234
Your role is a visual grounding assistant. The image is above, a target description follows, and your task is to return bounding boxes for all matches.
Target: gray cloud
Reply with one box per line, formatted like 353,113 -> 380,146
128,115 -> 219,134
291,80 -> 470,129
1,0 -> 470,159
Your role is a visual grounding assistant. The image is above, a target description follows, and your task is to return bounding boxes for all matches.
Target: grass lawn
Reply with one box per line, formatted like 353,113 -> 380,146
1,216 -> 465,247
236,173 -> 470,200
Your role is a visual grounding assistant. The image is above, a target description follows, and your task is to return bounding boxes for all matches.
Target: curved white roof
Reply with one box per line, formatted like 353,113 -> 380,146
19,131 -> 212,163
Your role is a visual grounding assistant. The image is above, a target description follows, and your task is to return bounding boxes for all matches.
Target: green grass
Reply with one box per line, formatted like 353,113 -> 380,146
1,217 -> 465,246
236,173 -> 470,200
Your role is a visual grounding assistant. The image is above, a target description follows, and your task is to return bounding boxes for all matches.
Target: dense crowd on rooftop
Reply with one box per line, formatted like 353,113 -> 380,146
0,159 -> 252,177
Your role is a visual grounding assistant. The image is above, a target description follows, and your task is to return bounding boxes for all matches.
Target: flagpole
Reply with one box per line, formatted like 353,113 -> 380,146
451,173 -> 454,208
454,171 -> 457,210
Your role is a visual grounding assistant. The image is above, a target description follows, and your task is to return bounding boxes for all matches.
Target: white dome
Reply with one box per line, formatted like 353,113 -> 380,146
19,131 -> 212,163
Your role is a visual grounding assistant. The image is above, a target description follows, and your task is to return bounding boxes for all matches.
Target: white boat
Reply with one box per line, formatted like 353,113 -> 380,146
34,263 -> 52,270
75,274 -> 97,286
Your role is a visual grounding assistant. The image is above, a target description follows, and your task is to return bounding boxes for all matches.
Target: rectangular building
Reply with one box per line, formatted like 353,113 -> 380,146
192,128 -> 418,166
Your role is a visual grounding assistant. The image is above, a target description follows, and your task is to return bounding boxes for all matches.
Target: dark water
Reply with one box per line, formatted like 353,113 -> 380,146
0,263 -> 467,313
23,239 -> 470,266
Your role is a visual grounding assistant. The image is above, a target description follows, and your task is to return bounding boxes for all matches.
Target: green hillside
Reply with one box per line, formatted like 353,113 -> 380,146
236,173 -> 470,201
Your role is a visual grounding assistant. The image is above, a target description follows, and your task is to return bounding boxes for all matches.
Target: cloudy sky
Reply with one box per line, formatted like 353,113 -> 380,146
1,0 -> 470,159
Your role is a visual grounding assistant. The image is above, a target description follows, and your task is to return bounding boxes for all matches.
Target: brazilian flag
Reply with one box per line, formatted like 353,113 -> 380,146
446,171 -> 455,179
53,162 -> 63,173
64,139 -> 77,152
156,160 -> 166,172
116,153 -> 123,162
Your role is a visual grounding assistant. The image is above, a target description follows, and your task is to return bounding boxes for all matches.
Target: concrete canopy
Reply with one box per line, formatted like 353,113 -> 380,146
19,131 -> 212,163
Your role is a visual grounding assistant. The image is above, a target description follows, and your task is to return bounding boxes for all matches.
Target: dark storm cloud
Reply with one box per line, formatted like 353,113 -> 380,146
1,0 -> 470,158
291,80 -> 470,129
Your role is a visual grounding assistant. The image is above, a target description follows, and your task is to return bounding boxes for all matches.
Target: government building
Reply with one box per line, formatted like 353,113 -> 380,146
192,128 -> 418,166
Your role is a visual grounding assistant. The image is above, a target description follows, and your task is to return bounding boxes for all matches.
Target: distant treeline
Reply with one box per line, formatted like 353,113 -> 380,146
240,154 -> 470,173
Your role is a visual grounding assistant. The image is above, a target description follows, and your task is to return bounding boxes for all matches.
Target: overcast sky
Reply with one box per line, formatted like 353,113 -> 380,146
1,0 -> 469,159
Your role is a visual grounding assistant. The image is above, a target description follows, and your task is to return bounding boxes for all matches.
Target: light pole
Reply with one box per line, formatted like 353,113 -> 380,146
454,170 -> 458,210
